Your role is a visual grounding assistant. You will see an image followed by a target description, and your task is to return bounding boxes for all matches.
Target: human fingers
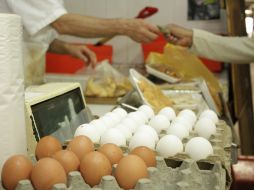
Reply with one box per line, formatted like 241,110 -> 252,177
146,22 -> 161,35
165,24 -> 187,38
166,34 -> 179,44
166,34 -> 192,47
141,30 -> 159,43
129,27 -> 159,43
80,46 -> 97,68
124,19 -> 158,43
139,21 -> 160,42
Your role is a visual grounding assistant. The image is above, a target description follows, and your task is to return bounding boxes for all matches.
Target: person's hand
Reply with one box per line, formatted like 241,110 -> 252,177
121,18 -> 160,43
164,24 -> 193,47
65,44 -> 97,68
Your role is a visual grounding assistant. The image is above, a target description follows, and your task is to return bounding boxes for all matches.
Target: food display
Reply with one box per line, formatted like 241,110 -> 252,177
85,60 -> 132,98
85,76 -> 132,98
129,69 -> 173,113
146,63 -> 182,83
146,43 -> 223,114
163,90 -> 208,114
148,63 -> 182,79
138,80 -> 173,113
0,105 -> 232,190
0,9 -> 235,190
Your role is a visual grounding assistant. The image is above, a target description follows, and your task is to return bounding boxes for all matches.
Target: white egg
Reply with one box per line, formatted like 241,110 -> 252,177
185,137 -> 213,161
115,123 -> 132,140
138,105 -> 155,119
176,114 -> 195,127
90,119 -> 107,135
149,115 -> 170,134
167,122 -> 189,140
104,112 -> 120,125
136,111 -> 150,123
199,109 -> 219,124
129,132 -> 156,150
112,107 -> 128,119
127,111 -> 146,125
172,116 -> 193,132
194,118 -> 216,139
100,128 -> 126,146
74,124 -> 100,143
135,124 -> 159,142
121,117 -> 139,134
158,107 -> 176,121
156,135 -> 183,157
99,115 -> 115,129
178,109 -> 197,124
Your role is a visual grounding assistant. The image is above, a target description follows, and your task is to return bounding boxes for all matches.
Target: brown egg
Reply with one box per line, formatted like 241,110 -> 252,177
52,150 -> 80,174
80,151 -> 112,187
98,143 -> 123,165
130,146 -> 157,167
1,155 -> 33,190
115,155 -> 148,190
31,158 -> 66,190
67,136 -> 94,161
35,136 -> 62,160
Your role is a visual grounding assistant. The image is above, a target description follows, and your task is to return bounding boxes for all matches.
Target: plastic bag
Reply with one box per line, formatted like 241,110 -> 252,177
85,60 -> 132,97
146,44 -> 222,114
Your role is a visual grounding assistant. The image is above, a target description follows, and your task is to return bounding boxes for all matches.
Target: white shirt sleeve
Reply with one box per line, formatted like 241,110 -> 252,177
190,29 -> 254,64
5,0 -> 67,36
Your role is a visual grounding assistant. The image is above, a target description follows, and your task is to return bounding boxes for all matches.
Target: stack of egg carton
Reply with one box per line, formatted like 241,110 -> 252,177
0,120 -> 232,190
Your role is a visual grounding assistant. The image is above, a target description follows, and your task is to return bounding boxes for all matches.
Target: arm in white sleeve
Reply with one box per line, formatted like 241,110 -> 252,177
6,0 -> 67,36
190,29 -> 254,64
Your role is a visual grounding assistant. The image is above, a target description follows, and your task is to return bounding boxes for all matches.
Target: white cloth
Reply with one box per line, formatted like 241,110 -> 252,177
190,29 -> 254,64
0,0 -> 67,86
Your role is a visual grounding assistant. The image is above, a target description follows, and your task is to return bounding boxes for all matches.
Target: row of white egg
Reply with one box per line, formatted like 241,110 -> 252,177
74,105 -> 174,145
74,105 -> 218,147
156,109 -> 217,161
74,105 -> 219,161
156,135 -> 214,161
75,105 -> 155,144
168,109 -> 219,140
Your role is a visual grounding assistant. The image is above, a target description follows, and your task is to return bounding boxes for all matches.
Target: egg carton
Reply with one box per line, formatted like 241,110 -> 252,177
176,120 -> 232,168
164,119 -> 232,187
0,155 -> 228,190
0,120 -> 232,190
94,120 -> 232,190
121,119 -> 232,172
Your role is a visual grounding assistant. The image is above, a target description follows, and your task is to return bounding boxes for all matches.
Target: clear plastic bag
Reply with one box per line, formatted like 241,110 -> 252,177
85,60 -> 132,98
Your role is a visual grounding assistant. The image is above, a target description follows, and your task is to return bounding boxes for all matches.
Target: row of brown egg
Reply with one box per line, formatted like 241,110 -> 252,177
1,135 -> 156,190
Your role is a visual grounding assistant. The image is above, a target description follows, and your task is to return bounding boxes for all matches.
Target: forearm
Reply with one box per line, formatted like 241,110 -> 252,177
190,29 -> 254,64
51,13 -> 127,38
48,39 -> 69,54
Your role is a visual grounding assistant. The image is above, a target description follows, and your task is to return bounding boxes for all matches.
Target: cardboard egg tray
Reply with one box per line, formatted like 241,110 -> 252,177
0,120 -> 232,190
0,158 -> 227,190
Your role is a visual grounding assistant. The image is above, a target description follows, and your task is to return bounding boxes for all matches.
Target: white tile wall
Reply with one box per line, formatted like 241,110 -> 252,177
62,0 -> 227,64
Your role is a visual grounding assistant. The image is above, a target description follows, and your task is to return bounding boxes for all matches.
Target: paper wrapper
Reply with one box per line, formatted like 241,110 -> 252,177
0,14 -> 27,171
146,43 -> 222,114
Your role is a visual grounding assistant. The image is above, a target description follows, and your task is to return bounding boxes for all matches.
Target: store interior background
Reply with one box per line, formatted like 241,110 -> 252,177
51,0 -> 254,156
60,0 -> 227,64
